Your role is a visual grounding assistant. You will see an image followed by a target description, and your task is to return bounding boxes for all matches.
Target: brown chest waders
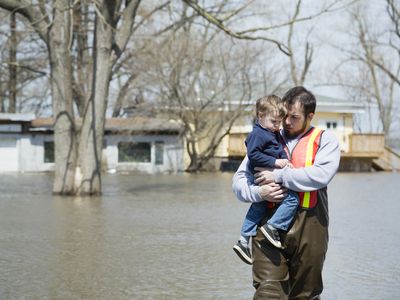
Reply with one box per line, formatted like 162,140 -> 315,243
252,189 -> 329,300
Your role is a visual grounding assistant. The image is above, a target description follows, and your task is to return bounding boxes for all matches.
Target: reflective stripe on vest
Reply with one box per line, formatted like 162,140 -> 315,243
290,127 -> 323,209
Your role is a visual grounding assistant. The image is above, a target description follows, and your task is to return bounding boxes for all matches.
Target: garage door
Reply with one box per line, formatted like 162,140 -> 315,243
0,139 -> 18,171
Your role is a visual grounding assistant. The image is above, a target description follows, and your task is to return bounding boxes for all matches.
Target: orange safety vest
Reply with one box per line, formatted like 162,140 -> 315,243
289,127 -> 324,209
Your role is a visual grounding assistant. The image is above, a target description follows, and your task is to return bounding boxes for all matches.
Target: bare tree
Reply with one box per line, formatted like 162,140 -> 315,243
286,0 -> 313,86
147,22 -> 260,171
0,10 -> 9,111
369,0 -> 400,86
8,11 -> 17,112
0,9 -> 48,113
0,0 -> 346,194
284,0 -> 360,86
113,0 -> 348,171
0,1 -> 175,195
336,3 -> 399,135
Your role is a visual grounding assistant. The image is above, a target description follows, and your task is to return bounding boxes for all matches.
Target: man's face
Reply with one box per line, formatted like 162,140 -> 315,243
283,100 -> 312,138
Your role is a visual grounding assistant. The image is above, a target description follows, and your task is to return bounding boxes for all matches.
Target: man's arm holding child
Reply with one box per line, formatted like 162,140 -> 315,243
255,131 -> 340,192
232,157 -> 287,203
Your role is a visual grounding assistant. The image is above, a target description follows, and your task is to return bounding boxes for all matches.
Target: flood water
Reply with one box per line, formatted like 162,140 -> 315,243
0,171 -> 399,299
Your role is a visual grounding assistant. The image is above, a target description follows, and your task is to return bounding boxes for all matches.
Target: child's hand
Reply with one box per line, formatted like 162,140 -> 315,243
274,159 -> 290,168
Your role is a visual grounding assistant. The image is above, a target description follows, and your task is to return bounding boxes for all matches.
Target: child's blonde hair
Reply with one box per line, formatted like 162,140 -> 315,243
256,94 -> 287,118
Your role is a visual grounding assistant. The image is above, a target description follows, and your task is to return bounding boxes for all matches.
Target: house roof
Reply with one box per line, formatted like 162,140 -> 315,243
30,117 -> 182,134
214,82 -> 367,115
105,117 -> 181,133
0,113 -> 35,122
224,93 -> 366,114
315,94 -> 365,114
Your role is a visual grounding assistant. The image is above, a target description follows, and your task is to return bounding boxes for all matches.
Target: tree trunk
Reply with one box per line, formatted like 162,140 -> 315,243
76,10 -> 113,195
50,0 -> 77,195
186,138 -> 201,172
8,11 -> 17,113
72,1 -> 90,116
0,0 -> 139,196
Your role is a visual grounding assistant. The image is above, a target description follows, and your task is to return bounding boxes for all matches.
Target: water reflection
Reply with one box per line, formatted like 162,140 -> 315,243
0,172 -> 399,299
49,196 -> 107,299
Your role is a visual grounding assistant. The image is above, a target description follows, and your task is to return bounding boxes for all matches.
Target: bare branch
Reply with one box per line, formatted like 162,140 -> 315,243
0,0 -> 50,43
288,0 -> 302,85
370,57 -> 400,86
220,0 -> 254,22
132,1 -> 171,33
237,0 -> 360,34
113,0 -> 142,59
5,61 -> 47,76
182,0 -> 290,55
387,0 -> 400,40
112,72 -> 138,117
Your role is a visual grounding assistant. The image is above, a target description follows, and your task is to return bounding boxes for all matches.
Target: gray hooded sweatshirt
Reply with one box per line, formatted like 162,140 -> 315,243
232,127 -> 341,203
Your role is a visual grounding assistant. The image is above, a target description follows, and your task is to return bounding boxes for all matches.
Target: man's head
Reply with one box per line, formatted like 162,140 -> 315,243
282,86 -> 316,138
256,94 -> 286,132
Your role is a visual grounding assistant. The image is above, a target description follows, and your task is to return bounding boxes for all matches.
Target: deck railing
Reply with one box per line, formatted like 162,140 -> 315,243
228,132 -> 386,158
343,133 -> 385,157
228,133 -> 247,157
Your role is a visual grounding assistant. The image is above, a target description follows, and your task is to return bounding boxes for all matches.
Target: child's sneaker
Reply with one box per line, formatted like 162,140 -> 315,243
260,224 -> 282,249
233,241 -> 252,265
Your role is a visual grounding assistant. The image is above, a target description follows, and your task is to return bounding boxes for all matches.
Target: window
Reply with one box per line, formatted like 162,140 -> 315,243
44,141 -> 54,163
118,142 -> 151,162
326,121 -> 337,129
155,141 -> 164,165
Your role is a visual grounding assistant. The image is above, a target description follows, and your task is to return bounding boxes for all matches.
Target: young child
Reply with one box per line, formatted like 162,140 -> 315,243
233,95 -> 299,265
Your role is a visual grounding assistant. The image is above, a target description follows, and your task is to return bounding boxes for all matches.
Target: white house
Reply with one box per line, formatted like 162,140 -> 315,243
221,93 -> 366,157
218,94 -> 399,172
0,113 -> 37,172
101,117 -> 185,173
0,113 -> 185,174
311,94 -> 366,153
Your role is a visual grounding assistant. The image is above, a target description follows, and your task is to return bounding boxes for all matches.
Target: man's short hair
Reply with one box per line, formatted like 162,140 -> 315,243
282,86 -> 316,117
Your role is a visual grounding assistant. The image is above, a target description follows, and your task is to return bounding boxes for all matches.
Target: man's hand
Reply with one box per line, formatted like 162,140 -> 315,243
254,167 -> 275,185
258,182 -> 287,202
253,167 -> 286,202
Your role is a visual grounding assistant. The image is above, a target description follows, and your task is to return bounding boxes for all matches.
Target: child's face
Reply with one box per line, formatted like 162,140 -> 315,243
258,112 -> 282,132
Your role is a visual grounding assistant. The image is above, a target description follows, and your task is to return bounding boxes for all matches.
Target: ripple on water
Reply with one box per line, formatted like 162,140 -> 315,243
1,172 -> 399,299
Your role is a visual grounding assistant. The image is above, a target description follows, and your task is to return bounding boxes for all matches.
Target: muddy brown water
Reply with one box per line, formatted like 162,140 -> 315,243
0,172 -> 399,299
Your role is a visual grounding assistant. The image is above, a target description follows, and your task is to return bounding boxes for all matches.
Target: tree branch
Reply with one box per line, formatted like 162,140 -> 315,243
0,0 -> 50,43
237,0 -> 358,35
5,61 -> 47,76
371,57 -> 400,86
182,0 -> 291,56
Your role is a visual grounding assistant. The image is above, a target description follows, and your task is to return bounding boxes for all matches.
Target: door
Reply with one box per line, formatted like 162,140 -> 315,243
0,138 -> 18,171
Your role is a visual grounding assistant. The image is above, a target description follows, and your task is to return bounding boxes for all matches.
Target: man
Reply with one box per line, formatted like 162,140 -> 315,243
232,86 -> 340,299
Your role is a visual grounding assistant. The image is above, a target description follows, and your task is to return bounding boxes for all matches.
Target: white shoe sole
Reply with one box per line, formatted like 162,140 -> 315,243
233,244 -> 253,265
260,226 -> 282,249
